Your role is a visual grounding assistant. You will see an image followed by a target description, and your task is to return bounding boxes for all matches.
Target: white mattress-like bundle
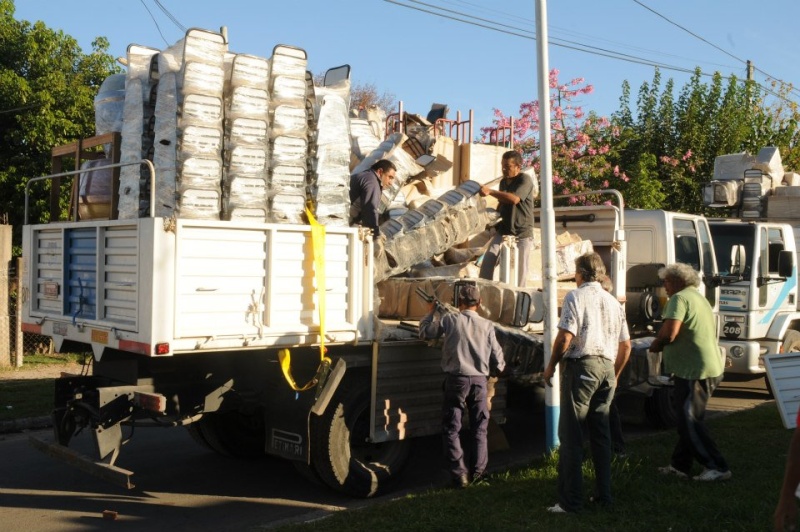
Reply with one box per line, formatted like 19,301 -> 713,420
118,44 -> 159,219
268,45 -> 309,224
156,29 -> 228,219
308,65 -> 351,227
222,54 -> 271,221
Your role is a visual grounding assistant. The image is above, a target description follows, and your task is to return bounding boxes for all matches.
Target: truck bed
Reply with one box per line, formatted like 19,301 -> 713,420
21,218 -> 373,358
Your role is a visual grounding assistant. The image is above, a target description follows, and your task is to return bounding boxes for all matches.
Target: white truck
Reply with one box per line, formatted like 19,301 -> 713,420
703,147 -> 800,390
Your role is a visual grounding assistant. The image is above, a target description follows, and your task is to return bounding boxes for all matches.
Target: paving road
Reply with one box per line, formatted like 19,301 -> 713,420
0,375 -> 773,532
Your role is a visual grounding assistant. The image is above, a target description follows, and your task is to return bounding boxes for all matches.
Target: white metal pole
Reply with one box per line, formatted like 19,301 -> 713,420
535,0 -> 559,452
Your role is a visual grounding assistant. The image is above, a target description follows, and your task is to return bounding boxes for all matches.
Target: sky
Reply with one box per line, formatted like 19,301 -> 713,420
12,0 -> 800,134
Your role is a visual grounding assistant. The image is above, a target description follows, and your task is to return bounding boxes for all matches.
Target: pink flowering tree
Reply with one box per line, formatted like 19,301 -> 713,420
481,69 -> 632,206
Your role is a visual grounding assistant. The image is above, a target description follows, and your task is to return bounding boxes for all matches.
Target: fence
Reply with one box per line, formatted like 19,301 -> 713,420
2,256 -> 53,368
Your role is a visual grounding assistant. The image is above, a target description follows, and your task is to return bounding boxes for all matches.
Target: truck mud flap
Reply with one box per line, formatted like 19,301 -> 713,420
29,435 -> 135,489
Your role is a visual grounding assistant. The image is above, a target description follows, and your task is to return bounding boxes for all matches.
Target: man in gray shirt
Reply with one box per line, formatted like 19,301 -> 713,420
419,284 -> 505,488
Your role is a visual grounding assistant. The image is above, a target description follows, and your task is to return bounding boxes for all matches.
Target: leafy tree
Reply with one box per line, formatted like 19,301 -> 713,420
481,69 -> 630,206
0,0 -> 120,239
610,67 -> 800,214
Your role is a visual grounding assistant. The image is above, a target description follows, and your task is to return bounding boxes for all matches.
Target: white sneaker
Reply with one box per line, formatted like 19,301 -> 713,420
657,465 -> 688,479
547,503 -> 568,514
693,468 -> 732,481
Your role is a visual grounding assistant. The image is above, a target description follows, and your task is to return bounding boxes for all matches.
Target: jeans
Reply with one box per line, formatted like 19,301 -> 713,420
441,374 -> 489,479
558,356 -> 616,512
669,376 -> 729,473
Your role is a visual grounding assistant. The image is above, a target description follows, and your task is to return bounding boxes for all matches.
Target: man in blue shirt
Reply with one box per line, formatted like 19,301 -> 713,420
349,159 -> 396,237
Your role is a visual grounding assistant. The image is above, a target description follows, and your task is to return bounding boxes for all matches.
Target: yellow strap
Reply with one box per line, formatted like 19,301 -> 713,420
279,208 -> 331,391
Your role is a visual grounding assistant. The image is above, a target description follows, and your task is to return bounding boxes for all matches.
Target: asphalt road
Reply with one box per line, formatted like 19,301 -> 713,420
0,375 -> 773,532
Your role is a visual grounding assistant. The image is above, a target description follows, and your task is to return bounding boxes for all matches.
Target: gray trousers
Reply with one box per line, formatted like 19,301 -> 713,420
479,233 -> 533,287
558,356 -> 616,512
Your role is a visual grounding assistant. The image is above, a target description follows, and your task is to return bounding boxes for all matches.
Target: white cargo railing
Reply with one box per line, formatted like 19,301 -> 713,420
24,159 -> 156,224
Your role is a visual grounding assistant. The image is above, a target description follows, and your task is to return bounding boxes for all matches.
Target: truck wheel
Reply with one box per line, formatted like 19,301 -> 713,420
311,387 -> 410,497
644,387 -> 677,428
186,409 -> 266,459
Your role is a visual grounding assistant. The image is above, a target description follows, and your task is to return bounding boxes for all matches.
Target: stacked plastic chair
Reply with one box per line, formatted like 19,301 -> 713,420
267,45 -> 309,224
222,54 -> 271,221
156,29 -> 228,219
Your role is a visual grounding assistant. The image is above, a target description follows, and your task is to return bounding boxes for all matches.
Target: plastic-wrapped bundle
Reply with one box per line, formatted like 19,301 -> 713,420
152,72 -> 178,217
271,136 -> 307,168
272,104 -> 308,137
269,45 -> 307,84
349,118 -> 381,161
224,176 -> 268,221
94,74 -> 126,143
228,86 -> 269,117
375,182 -> 489,281
311,92 -> 351,226
228,54 -> 269,88
182,93 -> 223,124
158,29 -> 226,93
228,146 -> 268,177
268,192 -> 306,224
118,45 -> 159,219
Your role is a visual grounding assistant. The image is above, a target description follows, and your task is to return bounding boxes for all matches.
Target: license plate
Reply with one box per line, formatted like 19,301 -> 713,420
91,329 -> 108,344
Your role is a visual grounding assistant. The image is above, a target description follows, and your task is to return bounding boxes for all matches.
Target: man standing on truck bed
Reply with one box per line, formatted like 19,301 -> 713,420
419,284 -> 505,488
649,263 -> 731,482
349,159 -> 397,237
543,252 -> 631,513
478,150 -> 535,287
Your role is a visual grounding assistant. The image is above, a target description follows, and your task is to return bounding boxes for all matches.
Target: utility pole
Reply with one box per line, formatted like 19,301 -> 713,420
746,60 -> 754,81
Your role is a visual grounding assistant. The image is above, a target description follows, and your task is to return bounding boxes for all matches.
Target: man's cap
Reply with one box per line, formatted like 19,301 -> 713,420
459,284 -> 481,305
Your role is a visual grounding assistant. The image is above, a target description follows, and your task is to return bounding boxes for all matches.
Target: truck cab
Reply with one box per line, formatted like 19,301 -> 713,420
708,220 -> 800,375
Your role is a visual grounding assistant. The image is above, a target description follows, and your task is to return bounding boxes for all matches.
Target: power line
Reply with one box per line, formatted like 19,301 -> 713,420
384,0 -> 795,106
632,0 -> 800,99
154,0 -> 187,33
139,0 -> 169,46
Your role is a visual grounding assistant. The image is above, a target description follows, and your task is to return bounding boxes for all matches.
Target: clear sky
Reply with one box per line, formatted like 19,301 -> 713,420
12,0 -> 800,133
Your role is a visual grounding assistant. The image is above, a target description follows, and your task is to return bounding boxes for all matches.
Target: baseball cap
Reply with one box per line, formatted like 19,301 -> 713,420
459,284 -> 481,305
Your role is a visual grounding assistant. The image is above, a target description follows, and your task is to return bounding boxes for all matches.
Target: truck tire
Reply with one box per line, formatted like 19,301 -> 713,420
310,386 -> 410,497
644,387 -> 677,428
186,409 -> 266,459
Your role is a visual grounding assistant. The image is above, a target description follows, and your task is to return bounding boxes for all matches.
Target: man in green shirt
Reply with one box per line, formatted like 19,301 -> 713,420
649,263 -> 731,482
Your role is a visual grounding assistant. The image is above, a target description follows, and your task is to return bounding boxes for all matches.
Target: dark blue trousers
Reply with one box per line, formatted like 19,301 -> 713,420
670,376 -> 729,473
442,374 -> 489,479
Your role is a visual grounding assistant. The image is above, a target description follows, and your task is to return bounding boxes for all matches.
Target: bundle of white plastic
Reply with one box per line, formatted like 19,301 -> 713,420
155,29 -> 227,219
222,54 -> 271,222
118,44 -> 159,219
311,92 -> 351,226
267,45 -> 309,224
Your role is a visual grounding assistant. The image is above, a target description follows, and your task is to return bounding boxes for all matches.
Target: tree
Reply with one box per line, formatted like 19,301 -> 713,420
312,72 -> 396,115
0,0 -> 120,239
481,69 -> 631,206
610,67 -> 799,214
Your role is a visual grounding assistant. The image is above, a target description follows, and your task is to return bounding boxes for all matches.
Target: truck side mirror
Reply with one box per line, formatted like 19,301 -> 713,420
730,244 -> 746,276
513,292 -> 532,327
778,249 -> 795,278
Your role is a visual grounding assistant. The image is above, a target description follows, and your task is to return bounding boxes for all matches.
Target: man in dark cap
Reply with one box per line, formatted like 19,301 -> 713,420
419,284 -> 506,488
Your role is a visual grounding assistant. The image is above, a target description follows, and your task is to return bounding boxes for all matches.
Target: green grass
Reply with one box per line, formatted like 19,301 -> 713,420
279,404 -> 791,532
0,353 -> 87,421
0,378 -> 57,421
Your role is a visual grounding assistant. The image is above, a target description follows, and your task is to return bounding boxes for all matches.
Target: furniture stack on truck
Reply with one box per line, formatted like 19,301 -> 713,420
703,147 -> 800,389
21,26 -> 701,496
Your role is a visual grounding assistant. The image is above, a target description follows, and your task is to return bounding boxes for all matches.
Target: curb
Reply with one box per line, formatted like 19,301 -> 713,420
0,415 -> 51,434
